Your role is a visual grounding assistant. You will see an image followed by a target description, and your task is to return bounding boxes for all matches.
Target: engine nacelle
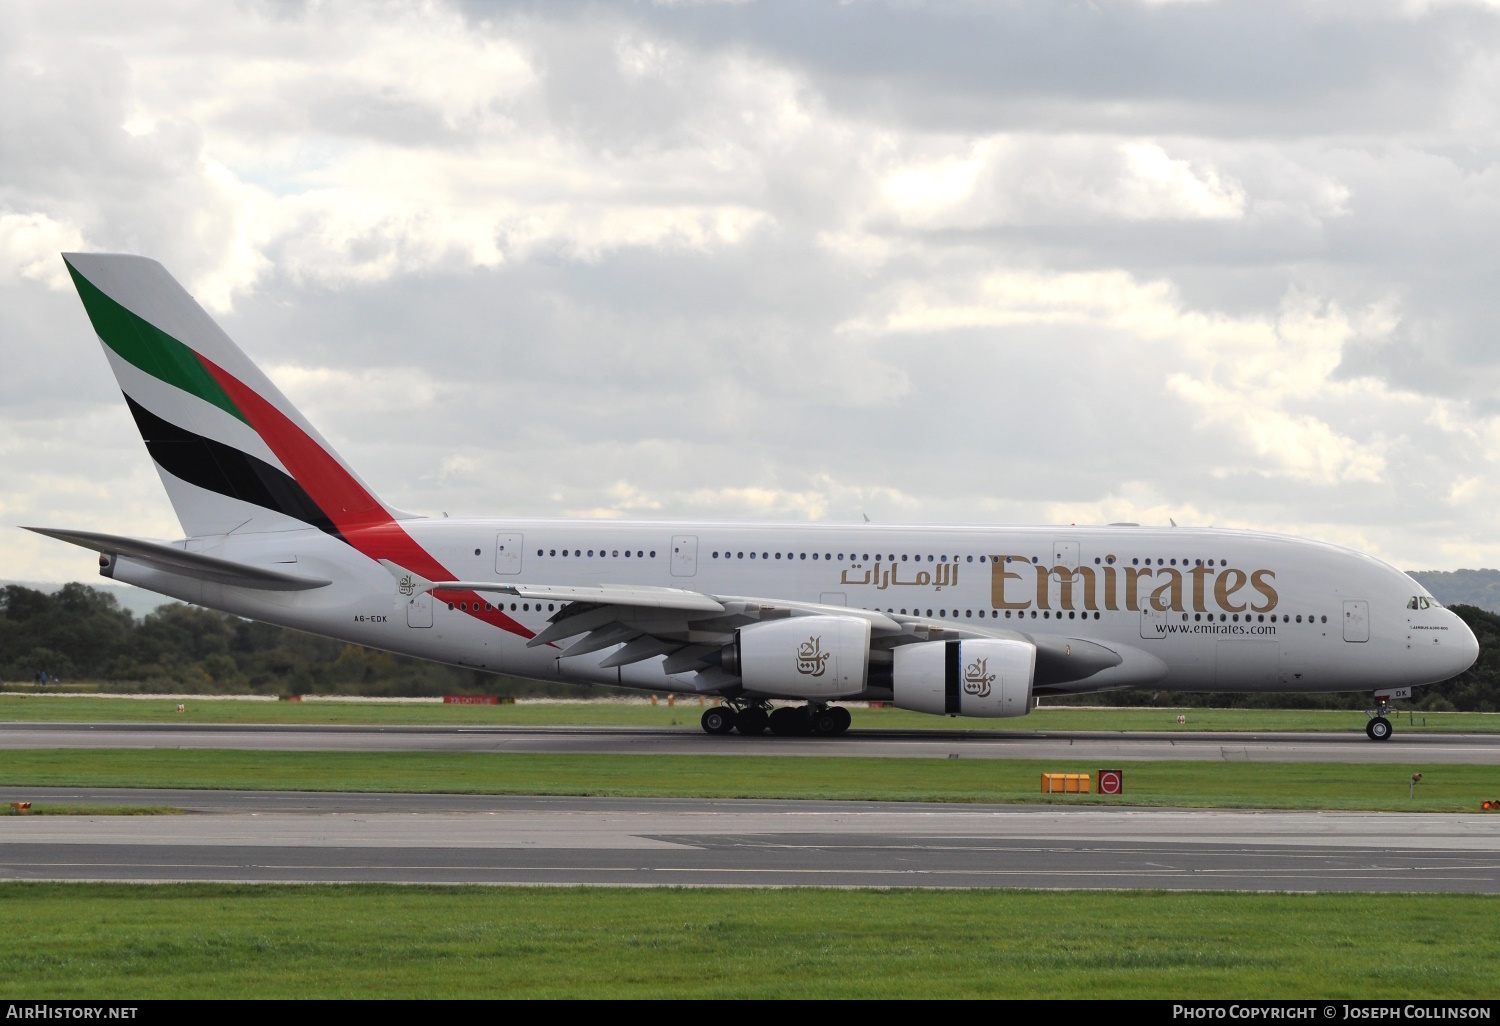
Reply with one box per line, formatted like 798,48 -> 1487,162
728,615 -> 871,699
892,638 -> 1035,718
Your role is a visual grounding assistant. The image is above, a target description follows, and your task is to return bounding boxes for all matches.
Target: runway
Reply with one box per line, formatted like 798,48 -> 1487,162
2,788 -> 1498,890
3,721 -> 1499,763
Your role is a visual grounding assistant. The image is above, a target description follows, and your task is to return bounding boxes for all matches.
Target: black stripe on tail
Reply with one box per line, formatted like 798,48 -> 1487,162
123,393 -> 343,540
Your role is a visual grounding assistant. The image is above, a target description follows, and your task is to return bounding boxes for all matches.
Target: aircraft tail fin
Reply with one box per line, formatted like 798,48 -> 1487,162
61,253 -> 408,540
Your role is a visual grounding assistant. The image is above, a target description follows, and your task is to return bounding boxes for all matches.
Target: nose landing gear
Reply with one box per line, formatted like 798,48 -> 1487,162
1365,695 -> 1395,742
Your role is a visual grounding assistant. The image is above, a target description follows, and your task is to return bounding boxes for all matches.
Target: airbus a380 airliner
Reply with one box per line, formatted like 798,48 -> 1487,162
27,254 -> 1479,741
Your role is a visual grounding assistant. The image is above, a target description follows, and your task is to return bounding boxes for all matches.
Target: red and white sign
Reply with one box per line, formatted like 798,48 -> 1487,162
443,695 -> 500,705
1097,768 -> 1124,795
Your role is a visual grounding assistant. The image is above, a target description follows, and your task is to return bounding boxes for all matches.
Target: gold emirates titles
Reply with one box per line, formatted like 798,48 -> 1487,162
838,557 -> 1280,615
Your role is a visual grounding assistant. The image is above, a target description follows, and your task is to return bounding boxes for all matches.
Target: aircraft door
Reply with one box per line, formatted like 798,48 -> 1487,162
1140,603 -> 1169,640
495,534 -> 523,575
670,535 -> 698,577
1343,600 -> 1369,643
406,591 -> 433,628
1046,541 -> 1080,610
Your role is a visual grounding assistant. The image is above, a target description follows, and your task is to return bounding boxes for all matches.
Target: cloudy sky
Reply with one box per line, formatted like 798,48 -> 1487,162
5,0 -> 1500,581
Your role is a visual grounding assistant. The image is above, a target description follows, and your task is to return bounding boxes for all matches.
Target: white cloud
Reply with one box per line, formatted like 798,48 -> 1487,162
876,137 -> 1245,230
0,211 -> 86,289
9,0 -> 1500,581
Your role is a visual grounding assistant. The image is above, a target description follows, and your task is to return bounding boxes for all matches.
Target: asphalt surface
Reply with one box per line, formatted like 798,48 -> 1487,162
2,721 -> 1499,763
2,789 -> 1498,890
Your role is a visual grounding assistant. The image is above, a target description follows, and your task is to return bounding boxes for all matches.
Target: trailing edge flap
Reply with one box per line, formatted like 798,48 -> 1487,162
24,527 -> 332,592
375,560 -> 725,614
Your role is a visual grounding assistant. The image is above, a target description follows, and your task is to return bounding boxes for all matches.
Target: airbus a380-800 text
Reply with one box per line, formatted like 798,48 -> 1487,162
27,254 -> 1479,741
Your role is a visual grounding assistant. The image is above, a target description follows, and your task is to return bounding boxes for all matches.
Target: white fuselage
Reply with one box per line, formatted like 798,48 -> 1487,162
103,518 -> 1479,701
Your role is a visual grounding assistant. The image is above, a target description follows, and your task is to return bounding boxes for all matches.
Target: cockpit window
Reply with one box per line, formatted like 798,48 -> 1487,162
1409,596 -> 1438,610
1408,597 -> 1420,609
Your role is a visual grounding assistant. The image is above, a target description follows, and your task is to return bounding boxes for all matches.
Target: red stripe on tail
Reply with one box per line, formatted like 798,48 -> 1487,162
197,354 -> 534,640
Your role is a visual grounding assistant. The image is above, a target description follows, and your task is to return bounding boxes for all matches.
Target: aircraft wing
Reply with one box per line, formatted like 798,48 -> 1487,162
24,527 -> 333,591
432,580 -> 726,614
524,593 -> 915,672
377,560 -> 1126,682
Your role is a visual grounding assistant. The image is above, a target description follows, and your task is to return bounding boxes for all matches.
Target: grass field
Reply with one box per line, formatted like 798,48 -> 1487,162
4,748 -> 1499,811
0,884 -> 1494,998
2,805 -> 181,816
0,693 -> 1496,733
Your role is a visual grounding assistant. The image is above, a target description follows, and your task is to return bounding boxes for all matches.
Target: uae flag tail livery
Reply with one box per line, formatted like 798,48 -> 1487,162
40,253 -> 498,624
61,253 -> 407,541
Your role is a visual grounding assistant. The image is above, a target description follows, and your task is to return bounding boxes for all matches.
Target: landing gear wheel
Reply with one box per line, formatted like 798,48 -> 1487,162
1366,716 -> 1393,742
830,706 -> 852,735
768,706 -> 810,737
735,708 -> 769,735
701,707 -> 737,735
811,707 -> 840,736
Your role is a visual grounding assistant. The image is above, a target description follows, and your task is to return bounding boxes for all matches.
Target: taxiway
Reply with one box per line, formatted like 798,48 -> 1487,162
1,722 -> 1497,763
1,789 -> 1497,891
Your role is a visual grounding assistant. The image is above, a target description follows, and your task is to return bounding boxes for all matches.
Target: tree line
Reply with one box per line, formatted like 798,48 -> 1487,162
0,584 -> 620,697
3,582 -> 1500,709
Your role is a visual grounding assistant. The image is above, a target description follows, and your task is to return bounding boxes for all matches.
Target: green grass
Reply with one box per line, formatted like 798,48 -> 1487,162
3,805 -> 181,816
0,884 -> 1495,998
4,748 -> 1500,811
1,693 -> 1497,733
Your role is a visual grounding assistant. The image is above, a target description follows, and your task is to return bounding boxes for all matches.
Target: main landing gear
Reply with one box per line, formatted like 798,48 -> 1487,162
1365,696 -> 1394,742
700,702 -> 851,737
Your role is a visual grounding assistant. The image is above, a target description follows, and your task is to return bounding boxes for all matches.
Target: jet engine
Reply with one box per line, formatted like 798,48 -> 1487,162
892,638 -> 1035,718
722,615 -> 871,699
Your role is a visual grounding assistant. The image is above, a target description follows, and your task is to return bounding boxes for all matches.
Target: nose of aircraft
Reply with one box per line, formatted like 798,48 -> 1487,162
1444,610 -> 1480,678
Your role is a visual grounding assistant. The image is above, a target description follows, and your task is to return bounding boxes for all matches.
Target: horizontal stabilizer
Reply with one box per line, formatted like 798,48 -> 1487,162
24,527 -> 332,592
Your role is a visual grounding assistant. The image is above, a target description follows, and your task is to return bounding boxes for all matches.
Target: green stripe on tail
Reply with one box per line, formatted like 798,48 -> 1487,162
65,260 -> 247,425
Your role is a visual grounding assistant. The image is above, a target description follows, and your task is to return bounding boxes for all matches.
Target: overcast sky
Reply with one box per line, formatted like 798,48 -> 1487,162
6,0 -> 1500,581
